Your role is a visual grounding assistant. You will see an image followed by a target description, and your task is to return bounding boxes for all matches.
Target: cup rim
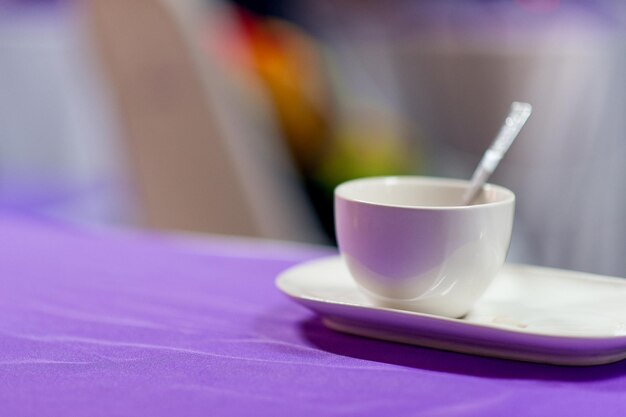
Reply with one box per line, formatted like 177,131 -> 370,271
335,175 -> 515,210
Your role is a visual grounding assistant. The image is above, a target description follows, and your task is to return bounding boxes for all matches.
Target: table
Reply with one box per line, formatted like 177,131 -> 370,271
1,212 -> 625,416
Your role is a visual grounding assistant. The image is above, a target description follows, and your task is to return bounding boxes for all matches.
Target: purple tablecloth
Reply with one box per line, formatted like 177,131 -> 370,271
2,213 -> 626,416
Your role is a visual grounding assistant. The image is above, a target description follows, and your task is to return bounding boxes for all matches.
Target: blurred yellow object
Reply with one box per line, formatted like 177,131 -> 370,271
315,111 -> 414,188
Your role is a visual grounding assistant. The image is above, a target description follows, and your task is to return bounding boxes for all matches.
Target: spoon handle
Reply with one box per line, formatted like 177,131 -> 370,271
463,102 -> 532,205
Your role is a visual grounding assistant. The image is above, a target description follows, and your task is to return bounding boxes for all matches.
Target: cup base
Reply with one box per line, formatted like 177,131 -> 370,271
357,285 -> 469,319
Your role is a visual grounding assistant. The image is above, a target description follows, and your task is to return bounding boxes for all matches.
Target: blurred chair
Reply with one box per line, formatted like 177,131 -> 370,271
86,0 -> 325,242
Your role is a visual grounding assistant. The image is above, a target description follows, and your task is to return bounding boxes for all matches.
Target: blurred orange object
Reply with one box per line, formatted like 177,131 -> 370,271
206,9 -> 332,173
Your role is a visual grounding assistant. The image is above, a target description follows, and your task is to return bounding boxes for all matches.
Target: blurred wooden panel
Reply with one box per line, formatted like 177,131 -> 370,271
86,0 -> 261,235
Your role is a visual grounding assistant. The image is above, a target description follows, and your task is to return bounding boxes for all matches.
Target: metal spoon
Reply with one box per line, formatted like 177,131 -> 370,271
462,102 -> 532,205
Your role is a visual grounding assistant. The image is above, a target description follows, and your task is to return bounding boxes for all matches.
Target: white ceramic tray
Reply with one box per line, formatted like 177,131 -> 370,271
276,256 -> 626,366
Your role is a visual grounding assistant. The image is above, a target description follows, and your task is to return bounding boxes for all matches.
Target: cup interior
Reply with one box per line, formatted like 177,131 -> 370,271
335,176 -> 514,208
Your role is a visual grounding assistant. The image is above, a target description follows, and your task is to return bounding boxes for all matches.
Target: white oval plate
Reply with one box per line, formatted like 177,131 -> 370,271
276,256 -> 626,366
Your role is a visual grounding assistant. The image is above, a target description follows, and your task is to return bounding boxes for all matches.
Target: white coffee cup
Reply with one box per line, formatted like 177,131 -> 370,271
335,176 -> 515,318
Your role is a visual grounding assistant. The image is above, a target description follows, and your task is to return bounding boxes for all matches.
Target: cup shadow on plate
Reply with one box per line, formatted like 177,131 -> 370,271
296,315 -> 626,382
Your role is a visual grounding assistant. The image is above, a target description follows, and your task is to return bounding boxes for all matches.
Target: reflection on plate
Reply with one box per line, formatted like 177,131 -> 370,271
276,256 -> 626,366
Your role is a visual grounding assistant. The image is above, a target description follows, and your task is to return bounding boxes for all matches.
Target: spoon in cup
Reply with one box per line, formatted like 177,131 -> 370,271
463,101 -> 532,205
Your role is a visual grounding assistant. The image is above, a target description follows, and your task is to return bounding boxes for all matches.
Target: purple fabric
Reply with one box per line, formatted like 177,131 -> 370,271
2,213 -> 626,417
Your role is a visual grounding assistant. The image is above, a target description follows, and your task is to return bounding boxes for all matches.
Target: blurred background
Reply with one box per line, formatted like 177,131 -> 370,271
0,0 -> 624,277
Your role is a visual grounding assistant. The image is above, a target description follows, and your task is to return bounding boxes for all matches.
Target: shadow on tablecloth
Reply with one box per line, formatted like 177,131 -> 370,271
296,316 -> 626,382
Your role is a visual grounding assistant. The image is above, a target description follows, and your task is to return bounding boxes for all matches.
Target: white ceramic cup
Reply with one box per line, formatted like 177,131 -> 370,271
335,176 -> 515,318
